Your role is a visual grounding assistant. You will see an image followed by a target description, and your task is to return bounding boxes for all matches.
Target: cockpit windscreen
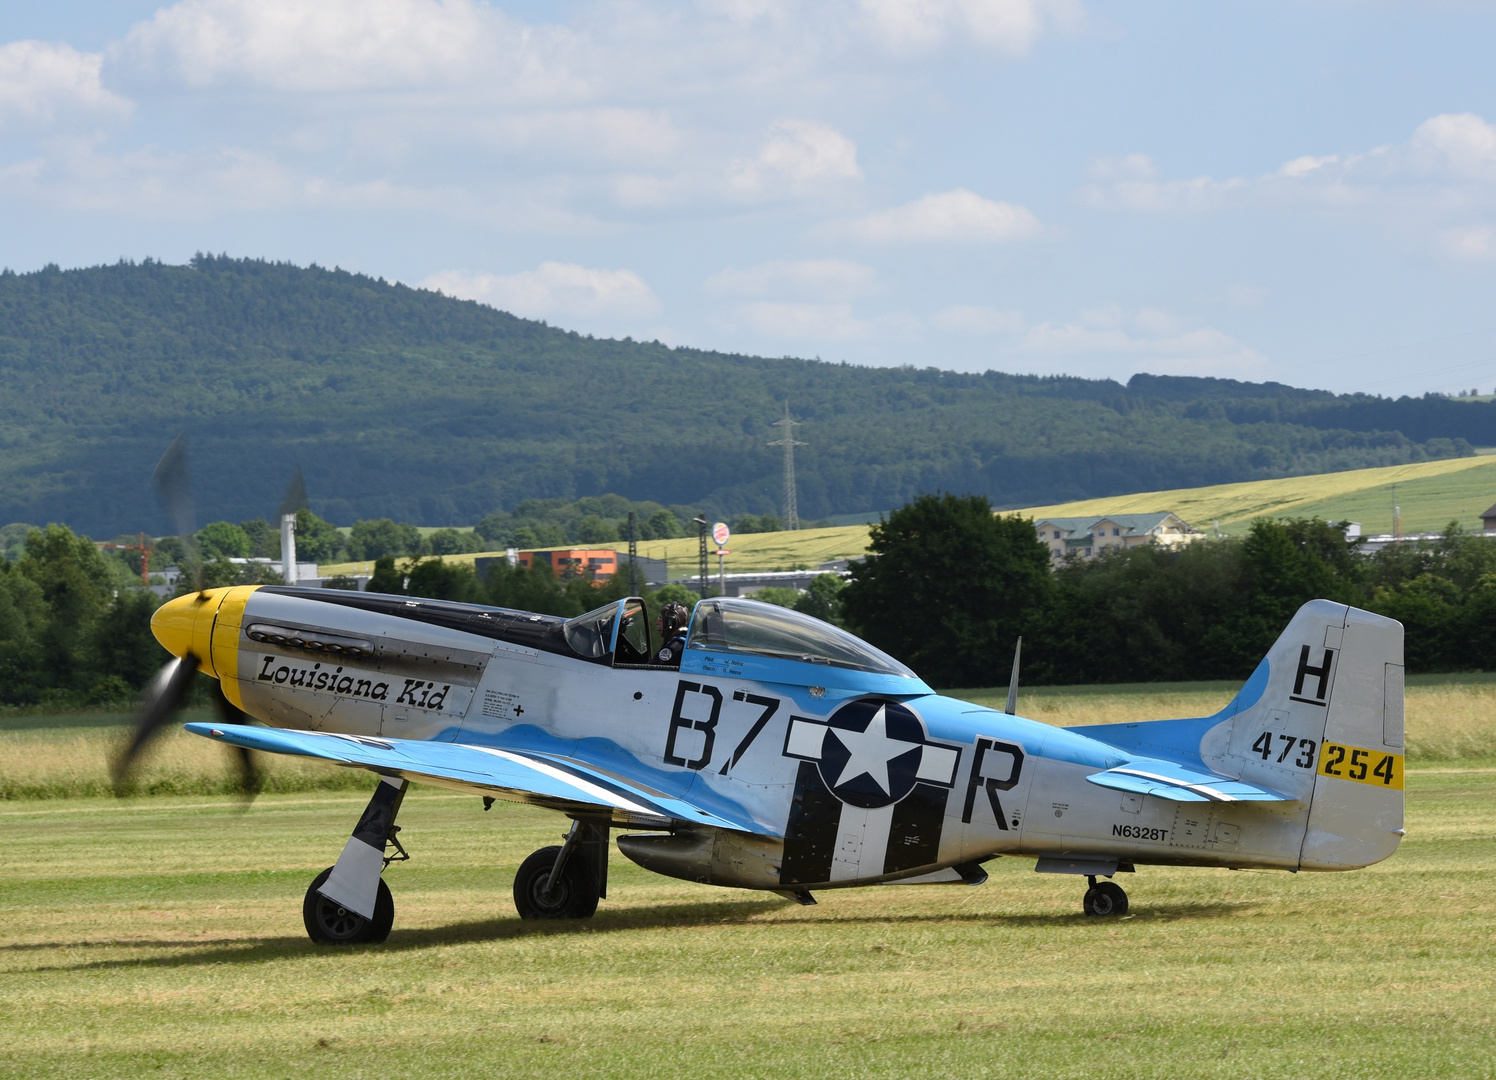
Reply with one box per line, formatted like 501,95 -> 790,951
686,598 -> 916,677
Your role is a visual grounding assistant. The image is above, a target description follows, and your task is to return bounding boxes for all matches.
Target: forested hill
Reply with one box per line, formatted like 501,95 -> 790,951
0,256 -> 1486,536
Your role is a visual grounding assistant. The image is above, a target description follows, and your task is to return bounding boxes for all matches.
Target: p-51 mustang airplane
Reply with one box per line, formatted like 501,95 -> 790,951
129,585 -> 1405,944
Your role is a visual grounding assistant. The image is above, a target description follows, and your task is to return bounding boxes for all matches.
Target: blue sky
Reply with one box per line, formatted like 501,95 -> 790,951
3,0 -> 1494,395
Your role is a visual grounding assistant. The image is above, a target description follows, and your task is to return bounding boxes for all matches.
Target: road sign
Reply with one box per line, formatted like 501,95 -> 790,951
712,522 -> 730,546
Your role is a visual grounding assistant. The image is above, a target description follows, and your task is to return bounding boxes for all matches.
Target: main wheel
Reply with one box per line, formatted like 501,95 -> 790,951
303,866 -> 395,944
513,845 -> 600,919
1082,880 -> 1129,917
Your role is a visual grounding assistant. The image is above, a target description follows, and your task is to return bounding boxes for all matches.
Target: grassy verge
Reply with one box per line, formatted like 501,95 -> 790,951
0,708 -> 373,800
0,765 -> 1492,1078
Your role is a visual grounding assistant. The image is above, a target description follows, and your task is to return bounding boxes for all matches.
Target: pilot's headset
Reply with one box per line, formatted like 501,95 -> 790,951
658,602 -> 689,638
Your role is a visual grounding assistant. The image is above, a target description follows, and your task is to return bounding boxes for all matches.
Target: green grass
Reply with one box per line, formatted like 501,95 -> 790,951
1018,455 -> 1496,537
3,680 -> 1496,1076
1,767 -> 1493,1079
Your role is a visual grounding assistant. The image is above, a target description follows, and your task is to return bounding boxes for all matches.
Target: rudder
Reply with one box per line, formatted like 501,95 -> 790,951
1298,607 -> 1405,869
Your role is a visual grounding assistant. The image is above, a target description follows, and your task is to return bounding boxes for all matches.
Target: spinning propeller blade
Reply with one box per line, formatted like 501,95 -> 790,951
214,684 -> 262,797
152,432 -> 205,594
113,653 -> 199,795
114,642 -> 263,799
115,437 -> 263,800
276,467 -> 309,521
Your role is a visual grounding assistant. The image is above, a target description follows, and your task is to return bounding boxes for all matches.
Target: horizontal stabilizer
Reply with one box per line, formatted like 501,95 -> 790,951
184,722 -> 750,830
1086,757 -> 1294,803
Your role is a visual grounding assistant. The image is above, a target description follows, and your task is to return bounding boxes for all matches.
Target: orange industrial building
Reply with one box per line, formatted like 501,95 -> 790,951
515,549 -> 620,580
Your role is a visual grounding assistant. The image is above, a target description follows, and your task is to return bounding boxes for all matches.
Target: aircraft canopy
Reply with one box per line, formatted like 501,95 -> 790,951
686,597 -> 916,678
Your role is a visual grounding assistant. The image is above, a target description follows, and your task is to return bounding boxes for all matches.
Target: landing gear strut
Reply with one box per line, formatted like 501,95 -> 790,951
1082,875 -> 1128,917
514,819 -> 608,919
304,776 -> 409,945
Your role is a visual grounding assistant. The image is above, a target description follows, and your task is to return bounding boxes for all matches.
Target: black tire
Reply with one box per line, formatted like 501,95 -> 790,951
513,845 -> 600,919
303,866 -> 395,944
1083,880 -> 1129,917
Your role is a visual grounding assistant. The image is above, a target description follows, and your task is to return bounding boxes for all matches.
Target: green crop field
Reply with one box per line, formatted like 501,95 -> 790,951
3,681 -> 1495,1078
1017,454 -> 1496,538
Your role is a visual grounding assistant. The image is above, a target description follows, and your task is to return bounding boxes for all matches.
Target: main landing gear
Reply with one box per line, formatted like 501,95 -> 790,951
1082,875 -> 1128,917
302,786 -> 612,940
513,819 -> 609,920
303,776 -> 410,945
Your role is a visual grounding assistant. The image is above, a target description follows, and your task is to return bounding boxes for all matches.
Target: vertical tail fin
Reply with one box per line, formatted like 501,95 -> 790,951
1198,600 -> 1405,869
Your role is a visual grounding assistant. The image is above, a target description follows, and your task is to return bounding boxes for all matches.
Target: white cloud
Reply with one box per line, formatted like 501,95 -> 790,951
932,305 -> 1025,333
1411,113 -> 1496,180
1088,113 -> 1496,223
859,0 -> 1079,56
1018,305 -> 1266,375
109,0 -> 578,98
38,0 -> 1064,230
730,120 -> 863,195
843,188 -> 1041,242
1278,154 -> 1337,179
1083,154 -> 1243,213
0,41 -> 131,129
422,263 -> 660,320
704,259 -> 877,300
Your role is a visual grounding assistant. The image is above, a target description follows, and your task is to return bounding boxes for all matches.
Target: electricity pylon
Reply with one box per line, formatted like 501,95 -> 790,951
768,401 -> 805,531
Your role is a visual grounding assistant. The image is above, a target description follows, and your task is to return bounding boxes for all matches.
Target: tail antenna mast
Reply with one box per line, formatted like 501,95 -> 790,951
1004,637 -> 1022,716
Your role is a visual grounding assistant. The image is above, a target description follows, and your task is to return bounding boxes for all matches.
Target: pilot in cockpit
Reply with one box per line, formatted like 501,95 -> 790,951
655,602 -> 690,666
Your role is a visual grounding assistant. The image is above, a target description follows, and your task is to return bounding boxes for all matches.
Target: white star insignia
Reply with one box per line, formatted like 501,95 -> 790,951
830,704 -> 921,795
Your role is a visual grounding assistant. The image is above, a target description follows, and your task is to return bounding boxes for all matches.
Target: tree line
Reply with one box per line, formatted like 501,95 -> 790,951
3,497 -> 1488,710
4,493 -> 827,585
840,493 -> 1495,688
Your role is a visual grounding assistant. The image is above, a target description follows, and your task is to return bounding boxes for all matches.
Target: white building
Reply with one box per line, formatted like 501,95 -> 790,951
1033,512 -> 1201,562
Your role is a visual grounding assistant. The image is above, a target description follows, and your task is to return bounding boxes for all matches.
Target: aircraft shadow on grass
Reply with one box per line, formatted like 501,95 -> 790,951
9,898 -> 1255,974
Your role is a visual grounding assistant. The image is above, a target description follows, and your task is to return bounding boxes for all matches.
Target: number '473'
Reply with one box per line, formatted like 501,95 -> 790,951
1251,731 -> 1316,769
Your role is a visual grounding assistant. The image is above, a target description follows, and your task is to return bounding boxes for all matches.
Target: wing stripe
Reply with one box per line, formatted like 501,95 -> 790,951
464,746 -> 659,817
1106,766 -> 1236,802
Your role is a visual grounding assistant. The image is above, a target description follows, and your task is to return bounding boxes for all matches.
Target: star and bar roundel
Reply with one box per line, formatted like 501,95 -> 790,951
782,697 -> 961,809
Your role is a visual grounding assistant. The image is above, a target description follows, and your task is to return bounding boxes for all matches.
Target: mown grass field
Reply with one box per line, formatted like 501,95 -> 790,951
3,680 -> 1495,1078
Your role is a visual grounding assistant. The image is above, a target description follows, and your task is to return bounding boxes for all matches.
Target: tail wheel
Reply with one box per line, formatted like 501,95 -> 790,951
1082,880 -> 1129,917
513,845 -> 600,919
303,866 -> 395,944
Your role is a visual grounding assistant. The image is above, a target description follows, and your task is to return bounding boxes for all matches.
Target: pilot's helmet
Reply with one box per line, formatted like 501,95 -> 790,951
657,602 -> 690,635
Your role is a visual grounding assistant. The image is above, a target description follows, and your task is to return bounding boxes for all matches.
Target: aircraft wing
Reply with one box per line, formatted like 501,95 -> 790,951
184,722 -> 751,831
1085,757 -> 1294,803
